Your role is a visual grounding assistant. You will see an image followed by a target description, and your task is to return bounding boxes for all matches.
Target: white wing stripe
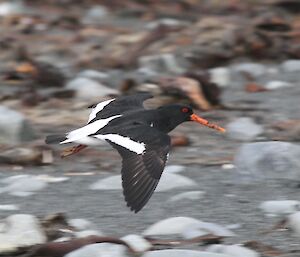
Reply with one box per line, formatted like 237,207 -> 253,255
60,115 -> 121,144
88,98 -> 115,123
94,134 -> 146,154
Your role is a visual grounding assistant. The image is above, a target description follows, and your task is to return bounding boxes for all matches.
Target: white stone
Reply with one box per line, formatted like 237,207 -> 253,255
66,77 -> 118,100
182,222 -> 235,239
226,117 -> 263,141
0,106 -> 36,145
234,142 -> 300,183
0,1 -> 25,16
209,67 -> 231,88
36,174 -> 69,183
259,200 -> 300,216
0,175 -> 47,195
207,244 -> 259,257
164,165 -> 186,173
65,243 -> 128,257
288,212 -> 300,236
264,81 -> 293,90
121,234 -> 152,253
143,249 -> 231,257
169,191 -> 205,202
281,60 -> 300,72
232,63 -> 266,78
0,214 -> 46,252
69,218 -> 93,231
0,204 -> 19,211
83,5 -> 109,24
90,173 -> 197,192
75,230 -> 103,238
77,70 -> 109,81
143,217 -> 203,236
146,19 -> 189,30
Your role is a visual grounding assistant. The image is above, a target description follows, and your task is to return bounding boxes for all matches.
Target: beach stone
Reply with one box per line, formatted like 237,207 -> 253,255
75,230 -> 103,238
83,5 -> 109,24
0,106 -> 36,145
65,243 -> 128,257
0,1 -> 25,16
226,117 -> 263,141
232,63 -> 266,78
69,218 -> 93,231
146,18 -> 189,30
121,234 -> 152,253
264,80 -> 293,90
0,175 -> 47,196
209,67 -> 231,88
281,60 -> 300,72
66,77 -> 118,100
77,70 -> 109,82
169,191 -> 205,202
182,222 -> 235,239
234,142 -> 300,182
90,173 -> 197,192
207,244 -> 259,257
288,212 -> 300,236
143,217 -> 203,236
259,200 -> 300,216
0,214 -> 46,253
0,204 -> 19,211
164,165 -> 186,173
143,249 -> 231,257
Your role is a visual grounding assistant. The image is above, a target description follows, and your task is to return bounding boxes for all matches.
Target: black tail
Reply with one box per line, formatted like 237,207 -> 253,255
45,134 -> 66,144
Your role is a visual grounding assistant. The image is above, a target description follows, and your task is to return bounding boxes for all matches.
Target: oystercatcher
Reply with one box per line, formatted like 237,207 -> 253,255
46,93 -> 225,213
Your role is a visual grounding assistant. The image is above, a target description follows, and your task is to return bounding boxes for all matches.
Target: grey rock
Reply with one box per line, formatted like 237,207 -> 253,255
139,54 -> 184,74
83,5 -> 109,24
164,165 -> 186,174
281,60 -> 300,73
75,230 -> 103,238
0,106 -> 36,145
209,67 -> 231,88
66,77 -> 118,100
234,142 -> 300,182
0,1 -> 25,16
207,245 -> 259,257
0,214 -> 46,253
0,204 -> 19,211
259,200 -> 300,216
121,234 -> 152,253
143,249 -> 231,257
226,117 -> 263,141
65,243 -> 128,257
77,70 -> 109,81
169,191 -> 205,202
232,63 -> 266,78
69,218 -> 93,231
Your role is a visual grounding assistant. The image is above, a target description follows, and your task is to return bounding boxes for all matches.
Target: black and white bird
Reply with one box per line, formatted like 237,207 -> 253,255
46,93 -> 225,213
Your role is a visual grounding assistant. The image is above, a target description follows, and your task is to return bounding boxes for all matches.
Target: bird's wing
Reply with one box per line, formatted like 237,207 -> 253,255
88,93 -> 153,123
97,124 -> 170,213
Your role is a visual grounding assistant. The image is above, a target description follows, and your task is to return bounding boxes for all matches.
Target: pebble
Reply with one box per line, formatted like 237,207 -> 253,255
288,212 -> 300,236
75,230 -> 103,238
0,1 -> 25,16
69,218 -> 93,231
234,142 -> 300,182
226,117 -> 263,141
0,106 -> 36,145
121,234 -> 152,253
281,60 -> 300,72
207,244 -> 259,257
143,217 -> 203,236
264,80 -> 293,90
164,165 -> 186,173
83,5 -> 109,24
90,173 -> 197,192
66,77 -> 118,100
0,214 -> 46,253
77,70 -> 109,81
182,222 -> 235,239
0,204 -> 19,211
259,200 -> 300,216
168,191 -> 205,202
65,243 -> 128,257
143,249 -> 231,257
146,18 -> 189,30
0,175 -> 47,196
232,63 -> 266,78
209,67 -> 231,88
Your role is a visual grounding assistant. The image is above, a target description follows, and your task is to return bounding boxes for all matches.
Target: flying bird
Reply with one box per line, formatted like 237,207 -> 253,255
46,93 -> 225,213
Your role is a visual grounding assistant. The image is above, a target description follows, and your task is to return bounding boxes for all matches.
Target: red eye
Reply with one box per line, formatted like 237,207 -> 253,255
181,107 -> 189,113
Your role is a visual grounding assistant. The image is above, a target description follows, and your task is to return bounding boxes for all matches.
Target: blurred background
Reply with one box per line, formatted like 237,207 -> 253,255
0,0 -> 300,256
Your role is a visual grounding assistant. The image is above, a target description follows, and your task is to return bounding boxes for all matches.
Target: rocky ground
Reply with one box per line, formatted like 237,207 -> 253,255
0,0 -> 300,256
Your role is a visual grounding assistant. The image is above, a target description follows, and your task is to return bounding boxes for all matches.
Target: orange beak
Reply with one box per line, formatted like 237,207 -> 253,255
190,114 -> 226,133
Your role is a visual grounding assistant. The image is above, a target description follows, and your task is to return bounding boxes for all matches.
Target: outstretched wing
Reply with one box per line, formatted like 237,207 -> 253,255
88,93 -> 153,123
102,124 -> 170,213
